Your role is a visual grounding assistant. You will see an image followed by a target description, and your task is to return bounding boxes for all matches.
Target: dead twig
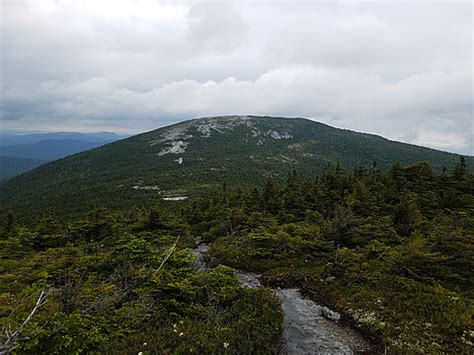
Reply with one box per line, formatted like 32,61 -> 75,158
156,235 -> 181,273
0,289 -> 51,354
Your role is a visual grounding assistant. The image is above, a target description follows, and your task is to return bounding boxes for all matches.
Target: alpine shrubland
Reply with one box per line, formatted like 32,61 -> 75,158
0,158 -> 472,353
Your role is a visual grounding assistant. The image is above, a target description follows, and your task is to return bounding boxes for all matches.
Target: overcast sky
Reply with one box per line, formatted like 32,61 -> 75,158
1,0 -> 472,154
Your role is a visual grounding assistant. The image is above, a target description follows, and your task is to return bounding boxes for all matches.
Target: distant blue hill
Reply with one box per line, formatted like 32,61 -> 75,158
0,139 -> 114,161
0,131 -> 123,146
0,132 -> 126,179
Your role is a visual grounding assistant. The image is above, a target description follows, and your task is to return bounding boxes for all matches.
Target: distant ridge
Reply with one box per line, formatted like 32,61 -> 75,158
0,139 -> 111,161
0,131 -> 122,146
0,132 -> 125,178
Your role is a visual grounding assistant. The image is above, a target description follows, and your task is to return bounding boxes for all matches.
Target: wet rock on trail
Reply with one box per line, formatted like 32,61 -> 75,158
192,242 -> 371,354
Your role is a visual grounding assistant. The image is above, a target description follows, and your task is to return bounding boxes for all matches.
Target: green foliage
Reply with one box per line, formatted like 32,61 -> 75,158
0,159 -> 472,353
0,156 -> 45,181
1,116 -> 472,218
0,208 -> 282,353
204,161 -> 474,352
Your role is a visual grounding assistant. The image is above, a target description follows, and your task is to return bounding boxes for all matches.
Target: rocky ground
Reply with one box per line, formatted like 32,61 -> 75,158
193,241 -> 372,354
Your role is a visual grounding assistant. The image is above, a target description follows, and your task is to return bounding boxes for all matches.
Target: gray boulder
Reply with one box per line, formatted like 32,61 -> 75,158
321,306 -> 341,322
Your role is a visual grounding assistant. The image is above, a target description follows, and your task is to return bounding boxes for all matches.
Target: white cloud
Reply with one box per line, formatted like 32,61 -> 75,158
413,131 -> 467,151
1,0 -> 472,154
186,2 -> 249,53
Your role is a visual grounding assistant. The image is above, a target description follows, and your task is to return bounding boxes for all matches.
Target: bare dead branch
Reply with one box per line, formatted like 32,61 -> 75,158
0,289 -> 51,354
156,234 -> 181,273
334,243 -> 340,263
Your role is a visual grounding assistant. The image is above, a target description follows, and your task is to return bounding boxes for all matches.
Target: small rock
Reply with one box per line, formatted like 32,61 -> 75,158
325,276 -> 336,282
321,306 -> 341,322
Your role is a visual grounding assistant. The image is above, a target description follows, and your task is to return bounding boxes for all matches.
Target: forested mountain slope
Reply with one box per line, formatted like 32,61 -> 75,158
0,116 -> 471,216
0,156 -> 46,181
0,132 -> 124,179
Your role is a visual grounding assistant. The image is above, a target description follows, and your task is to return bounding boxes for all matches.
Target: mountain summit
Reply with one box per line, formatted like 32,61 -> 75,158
0,115 -> 470,216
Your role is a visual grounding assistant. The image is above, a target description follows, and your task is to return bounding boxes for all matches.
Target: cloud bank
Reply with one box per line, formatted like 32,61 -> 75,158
1,0 -> 472,154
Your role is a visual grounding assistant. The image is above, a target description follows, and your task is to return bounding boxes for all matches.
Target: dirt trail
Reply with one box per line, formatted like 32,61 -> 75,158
193,242 -> 370,354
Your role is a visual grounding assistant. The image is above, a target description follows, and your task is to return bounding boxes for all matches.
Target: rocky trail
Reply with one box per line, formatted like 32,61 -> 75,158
193,241 -> 371,354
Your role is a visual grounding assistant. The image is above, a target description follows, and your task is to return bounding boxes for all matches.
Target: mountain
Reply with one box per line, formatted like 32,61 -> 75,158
0,139 -> 112,161
0,116 -> 471,216
0,132 -> 126,178
0,156 -> 46,181
0,131 -> 123,146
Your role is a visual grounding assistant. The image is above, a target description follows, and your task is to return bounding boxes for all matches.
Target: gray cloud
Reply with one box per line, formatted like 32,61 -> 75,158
187,2 -> 248,53
1,0 -> 472,154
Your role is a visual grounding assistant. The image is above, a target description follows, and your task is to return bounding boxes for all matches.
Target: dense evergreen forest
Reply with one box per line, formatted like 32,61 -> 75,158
2,116 -> 472,218
1,158 -> 473,353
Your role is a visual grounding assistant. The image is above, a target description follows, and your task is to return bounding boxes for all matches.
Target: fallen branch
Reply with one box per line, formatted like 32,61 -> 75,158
334,243 -> 341,263
156,234 -> 181,273
0,289 -> 51,354
376,249 -> 389,260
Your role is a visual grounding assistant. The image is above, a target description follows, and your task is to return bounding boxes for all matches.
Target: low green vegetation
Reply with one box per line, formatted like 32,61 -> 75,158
0,207 -> 282,353
200,159 -> 474,352
0,157 -> 472,353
